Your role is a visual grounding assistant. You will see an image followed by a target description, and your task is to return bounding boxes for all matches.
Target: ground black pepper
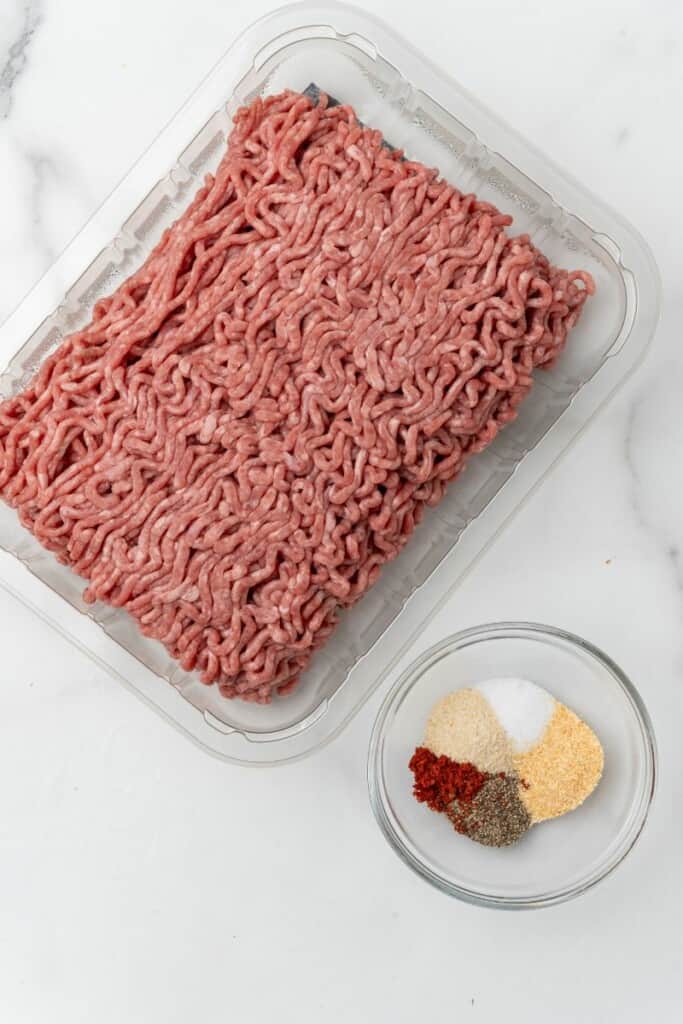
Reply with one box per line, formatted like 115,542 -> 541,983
447,774 -> 531,847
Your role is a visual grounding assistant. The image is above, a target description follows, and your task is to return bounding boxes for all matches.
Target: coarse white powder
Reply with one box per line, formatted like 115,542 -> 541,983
475,678 -> 556,754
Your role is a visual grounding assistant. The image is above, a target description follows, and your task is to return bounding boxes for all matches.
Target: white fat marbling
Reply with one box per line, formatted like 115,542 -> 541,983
0,2 -> 681,1022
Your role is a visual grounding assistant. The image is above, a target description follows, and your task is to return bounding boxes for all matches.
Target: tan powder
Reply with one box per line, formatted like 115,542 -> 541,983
515,703 -> 604,823
424,688 -> 514,774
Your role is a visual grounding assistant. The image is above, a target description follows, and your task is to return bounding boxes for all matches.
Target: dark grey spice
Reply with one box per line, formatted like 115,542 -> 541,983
447,774 -> 531,847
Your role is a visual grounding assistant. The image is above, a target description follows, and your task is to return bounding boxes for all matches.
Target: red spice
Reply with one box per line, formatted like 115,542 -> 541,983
409,746 -> 488,813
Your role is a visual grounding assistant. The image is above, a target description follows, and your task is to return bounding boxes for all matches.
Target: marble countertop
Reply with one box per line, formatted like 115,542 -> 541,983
1,1 -> 681,1021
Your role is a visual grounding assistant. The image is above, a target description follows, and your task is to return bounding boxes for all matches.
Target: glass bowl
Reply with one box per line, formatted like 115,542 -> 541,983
368,622 -> 656,909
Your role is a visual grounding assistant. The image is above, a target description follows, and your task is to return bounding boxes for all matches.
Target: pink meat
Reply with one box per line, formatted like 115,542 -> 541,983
0,90 -> 594,702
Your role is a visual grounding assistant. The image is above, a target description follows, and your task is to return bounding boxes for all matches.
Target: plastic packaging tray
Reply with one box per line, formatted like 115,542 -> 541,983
0,1 -> 660,764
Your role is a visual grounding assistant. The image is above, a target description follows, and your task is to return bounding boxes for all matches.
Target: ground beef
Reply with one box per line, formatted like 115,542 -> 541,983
0,90 -> 594,702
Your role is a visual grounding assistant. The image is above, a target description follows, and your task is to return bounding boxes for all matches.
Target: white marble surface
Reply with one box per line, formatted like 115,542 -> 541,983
0,1 -> 681,1020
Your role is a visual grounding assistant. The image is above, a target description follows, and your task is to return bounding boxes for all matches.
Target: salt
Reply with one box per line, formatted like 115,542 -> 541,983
475,677 -> 555,754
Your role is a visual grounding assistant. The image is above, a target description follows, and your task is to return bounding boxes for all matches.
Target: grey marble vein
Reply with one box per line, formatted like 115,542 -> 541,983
0,1 -> 43,120
9,141 -> 96,282
24,146 -> 58,264
615,126 -> 631,148
623,401 -> 643,516
623,397 -> 652,540
623,393 -> 683,594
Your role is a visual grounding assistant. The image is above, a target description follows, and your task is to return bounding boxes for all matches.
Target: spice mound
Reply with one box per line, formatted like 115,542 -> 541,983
410,678 -> 604,847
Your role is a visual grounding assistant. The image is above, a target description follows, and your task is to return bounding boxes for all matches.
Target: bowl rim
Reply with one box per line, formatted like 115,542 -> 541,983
367,620 -> 658,910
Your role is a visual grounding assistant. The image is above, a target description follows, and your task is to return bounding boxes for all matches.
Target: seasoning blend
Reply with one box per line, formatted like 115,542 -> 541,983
410,678 -> 604,848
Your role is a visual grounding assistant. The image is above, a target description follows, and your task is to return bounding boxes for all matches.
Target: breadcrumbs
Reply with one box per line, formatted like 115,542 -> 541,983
424,688 -> 514,773
515,703 -> 603,823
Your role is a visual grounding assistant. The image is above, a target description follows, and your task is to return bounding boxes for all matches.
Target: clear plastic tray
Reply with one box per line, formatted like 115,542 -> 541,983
0,1 -> 660,764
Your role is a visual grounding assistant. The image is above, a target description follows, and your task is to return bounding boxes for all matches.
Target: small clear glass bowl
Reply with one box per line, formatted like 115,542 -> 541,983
368,622 -> 656,909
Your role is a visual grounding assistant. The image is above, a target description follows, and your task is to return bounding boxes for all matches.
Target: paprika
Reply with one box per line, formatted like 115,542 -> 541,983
409,746 -> 488,812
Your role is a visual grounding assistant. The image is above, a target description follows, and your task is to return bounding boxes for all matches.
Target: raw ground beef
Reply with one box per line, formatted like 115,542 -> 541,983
0,90 -> 594,702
